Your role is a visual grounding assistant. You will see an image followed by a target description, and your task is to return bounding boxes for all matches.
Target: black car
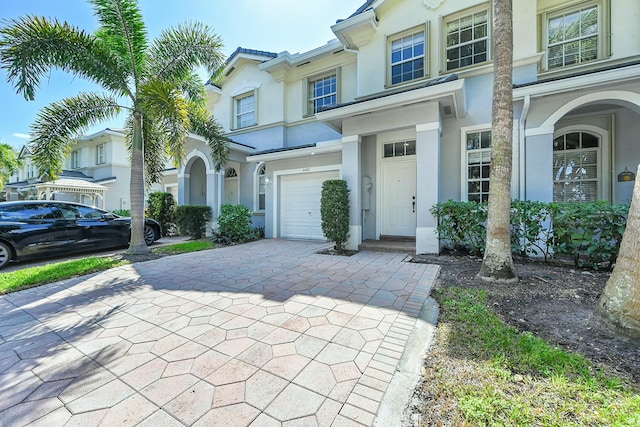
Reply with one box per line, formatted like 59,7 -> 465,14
0,201 -> 161,269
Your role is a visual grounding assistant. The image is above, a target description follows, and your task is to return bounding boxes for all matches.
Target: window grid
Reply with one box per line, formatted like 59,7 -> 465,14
390,31 -> 425,84
553,132 -> 599,202
257,164 -> 266,211
466,130 -> 492,202
236,94 -> 255,129
446,10 -> 489,71
547,5 -> 598,69
309,74 -> 337,114
96,144 -> 105,164
383,141 -> 416,158
71,150 -> 80,169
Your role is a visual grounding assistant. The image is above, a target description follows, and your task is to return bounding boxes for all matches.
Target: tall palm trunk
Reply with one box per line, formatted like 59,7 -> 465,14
127,110 -> 148,254
478,0 -> 517,283
598,164 -> 640,337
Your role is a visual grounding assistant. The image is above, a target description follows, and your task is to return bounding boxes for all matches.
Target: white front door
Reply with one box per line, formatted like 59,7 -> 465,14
382,161 -> 417,237
224,178 -> 238,204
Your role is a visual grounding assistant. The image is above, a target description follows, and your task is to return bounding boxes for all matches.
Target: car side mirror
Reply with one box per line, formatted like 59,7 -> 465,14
101,213 -> 116,220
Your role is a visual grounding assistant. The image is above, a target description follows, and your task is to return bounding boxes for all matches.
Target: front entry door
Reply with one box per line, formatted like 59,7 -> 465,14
382,161 -> 417,237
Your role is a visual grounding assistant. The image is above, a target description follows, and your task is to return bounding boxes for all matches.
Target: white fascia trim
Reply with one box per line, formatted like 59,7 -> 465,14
259,39 -> 345,72
79,128 -> 125,140
246,139 -> 342,163
513,63 -> 640,100
205,84 -> 222,95
331,9 -> 378,49
316,79 -> 465,121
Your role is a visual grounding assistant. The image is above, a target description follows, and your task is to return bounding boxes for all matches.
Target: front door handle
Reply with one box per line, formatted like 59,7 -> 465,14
412,196 -> 416,213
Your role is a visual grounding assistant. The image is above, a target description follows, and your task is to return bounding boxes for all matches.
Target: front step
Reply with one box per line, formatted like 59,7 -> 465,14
358,239 -> 416,254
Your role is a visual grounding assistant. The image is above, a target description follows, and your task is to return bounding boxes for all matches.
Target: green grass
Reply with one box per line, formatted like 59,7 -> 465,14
0,240 -> 217,294
152,240 -> 216,255
427,287 -> 640,426
0,257 -> 128,294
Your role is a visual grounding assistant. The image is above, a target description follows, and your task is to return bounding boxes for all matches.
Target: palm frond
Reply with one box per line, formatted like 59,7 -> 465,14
124,114 -> 167,187
91,0 -> 148,87
181,71 -> 207,105
189,105 -> 230,171
148,22 -> 225,83
0,16 -> 131,100
29,93 -> 122,179
139,79 -> 190,153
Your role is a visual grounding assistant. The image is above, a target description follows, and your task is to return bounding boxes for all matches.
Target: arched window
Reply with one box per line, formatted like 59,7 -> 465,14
256,164 -> 266,211
553,131 -> 600,202
225,167 -> 238,178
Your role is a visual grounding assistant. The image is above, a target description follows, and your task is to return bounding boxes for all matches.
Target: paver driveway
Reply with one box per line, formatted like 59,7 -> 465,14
0,239 -> 439,426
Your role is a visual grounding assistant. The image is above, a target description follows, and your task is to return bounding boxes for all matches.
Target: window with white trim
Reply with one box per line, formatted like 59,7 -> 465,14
465,130 -> 492,202
308,73 -> 337,114
445,7 -> 490,71
256,164 -> 266,211
71,150 -> 80,169
553,131 -> 600,202
383,140 -> 416,158
234,92 -> 255,129
27,163 -> 35,178
96,143 -> 105,164
389,27 -> 426,85
543,1 -> 604,71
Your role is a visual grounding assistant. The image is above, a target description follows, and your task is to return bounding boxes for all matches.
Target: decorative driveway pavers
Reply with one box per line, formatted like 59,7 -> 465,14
0,239 -> 438,426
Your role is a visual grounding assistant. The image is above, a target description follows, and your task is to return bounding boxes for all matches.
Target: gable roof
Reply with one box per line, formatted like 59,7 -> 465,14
345,0 -> 376,19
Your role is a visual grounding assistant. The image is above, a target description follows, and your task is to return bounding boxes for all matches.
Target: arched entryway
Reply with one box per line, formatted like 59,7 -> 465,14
187,157 -> 207,206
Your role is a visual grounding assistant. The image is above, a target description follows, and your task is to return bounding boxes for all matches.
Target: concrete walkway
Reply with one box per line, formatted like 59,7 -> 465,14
0,240 -> 439,426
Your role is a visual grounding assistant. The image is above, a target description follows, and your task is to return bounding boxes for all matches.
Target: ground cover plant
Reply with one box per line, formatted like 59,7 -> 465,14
405,255 -> 640,426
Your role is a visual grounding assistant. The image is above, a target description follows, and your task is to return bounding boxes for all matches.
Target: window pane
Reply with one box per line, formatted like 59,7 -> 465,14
384,144 -> 394,158
547,5 -> 599,69
389,30 -> 425,83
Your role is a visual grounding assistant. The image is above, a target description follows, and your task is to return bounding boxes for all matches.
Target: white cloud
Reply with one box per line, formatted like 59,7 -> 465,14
12,133 -> 31,139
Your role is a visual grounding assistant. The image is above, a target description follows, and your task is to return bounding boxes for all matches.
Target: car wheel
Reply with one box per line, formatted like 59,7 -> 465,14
0,242 -> 12,269
144,225 -> 156,246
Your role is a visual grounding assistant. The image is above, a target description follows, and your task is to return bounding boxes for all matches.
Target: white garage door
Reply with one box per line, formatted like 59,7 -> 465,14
280,170 -> 340,240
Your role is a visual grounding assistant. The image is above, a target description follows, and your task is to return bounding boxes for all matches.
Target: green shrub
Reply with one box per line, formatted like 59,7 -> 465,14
112,209 -> 130,217
430,200 -> 487,255
320,180 -> 350,254
147,192 -> 176,237
175,205 -> 211,239
213,204 -> 262,244
550,201 -> 629,270
431,200 -> 628,270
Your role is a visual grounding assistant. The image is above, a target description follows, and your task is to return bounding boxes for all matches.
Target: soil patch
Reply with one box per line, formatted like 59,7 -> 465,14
411,254 -> 640,385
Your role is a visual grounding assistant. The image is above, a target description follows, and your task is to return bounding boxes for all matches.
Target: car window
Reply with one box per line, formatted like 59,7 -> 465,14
0,204 -> 63,220
56,205 -> 81,219
76,206 -> 109,219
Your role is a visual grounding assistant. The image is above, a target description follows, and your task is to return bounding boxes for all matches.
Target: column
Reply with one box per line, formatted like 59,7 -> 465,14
342,134 -> 362,251
416,120 -> 441,254
524,131 -> 554,202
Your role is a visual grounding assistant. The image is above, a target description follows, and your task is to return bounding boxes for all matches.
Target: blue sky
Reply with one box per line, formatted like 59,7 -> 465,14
0,0 -> 364,150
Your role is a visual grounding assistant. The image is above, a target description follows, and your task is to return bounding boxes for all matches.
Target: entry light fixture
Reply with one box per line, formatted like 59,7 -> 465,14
617,166 -> 636,182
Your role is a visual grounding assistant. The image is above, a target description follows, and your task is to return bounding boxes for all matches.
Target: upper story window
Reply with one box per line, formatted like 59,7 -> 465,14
235,92 -> 256,129
96,143 -> 105,164
445,7 -> 490,71
71,150 -> 80,169
26,163 -> 35,179
543,2 -> 603,70
465,129 -> 492,202
389,28 -> 426,85
308,73 -> 337,114
553,131 -> 600,202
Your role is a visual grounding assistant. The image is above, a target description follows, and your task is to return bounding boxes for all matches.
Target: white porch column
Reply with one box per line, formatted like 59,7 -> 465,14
524,130 -> 554,202
207,170 -> 221,235
342,134 -> 362,251
177,173 -> 188,205
416,120 -> 441,254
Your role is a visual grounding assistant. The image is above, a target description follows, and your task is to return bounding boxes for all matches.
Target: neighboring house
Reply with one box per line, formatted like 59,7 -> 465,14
5,128 -> 156,211
174,0 -> 640,253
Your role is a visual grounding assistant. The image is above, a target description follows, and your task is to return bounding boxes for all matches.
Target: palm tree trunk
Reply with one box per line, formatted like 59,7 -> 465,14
127,110 -> 149,254
478,0 -> 517,283
598,164 -> 640,337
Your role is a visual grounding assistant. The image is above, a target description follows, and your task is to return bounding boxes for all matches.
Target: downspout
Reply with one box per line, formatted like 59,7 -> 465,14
519,95 -> 531,200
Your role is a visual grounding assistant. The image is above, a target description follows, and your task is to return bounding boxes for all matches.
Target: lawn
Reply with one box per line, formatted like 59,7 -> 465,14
0,240 -> 217,294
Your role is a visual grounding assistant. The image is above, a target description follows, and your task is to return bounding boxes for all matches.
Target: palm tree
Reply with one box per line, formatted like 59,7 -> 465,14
478,0 -> 517,283
0,0 -> 230,254
0,143 -> 22,193
598,164 -> 640,337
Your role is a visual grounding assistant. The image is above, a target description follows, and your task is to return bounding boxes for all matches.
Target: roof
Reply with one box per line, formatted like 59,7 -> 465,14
226,47 -> 278,64
252,143 -> 316,156
344,0 -> 375,19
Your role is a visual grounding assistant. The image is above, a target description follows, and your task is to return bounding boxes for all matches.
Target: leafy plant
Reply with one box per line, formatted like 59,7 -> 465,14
175,205 -> 211,239
320,180 -> 350,254
112,209 -> 130,217
430,200 -> 487,255
147,192 -> 176,237
213,204 -> 261,244
510,200 -> 553,261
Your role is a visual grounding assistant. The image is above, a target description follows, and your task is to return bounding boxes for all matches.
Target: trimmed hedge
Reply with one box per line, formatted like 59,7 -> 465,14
431,200 -> 629,270
147,192 -> 176,237
175,205 -> 211,239
213,204 -> 262,244
320,180 -> 350,254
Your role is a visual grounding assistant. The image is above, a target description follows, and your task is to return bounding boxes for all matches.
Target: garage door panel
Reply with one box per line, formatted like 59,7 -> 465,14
280,171 -> 339,240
